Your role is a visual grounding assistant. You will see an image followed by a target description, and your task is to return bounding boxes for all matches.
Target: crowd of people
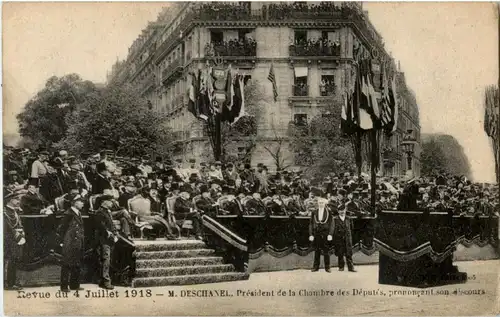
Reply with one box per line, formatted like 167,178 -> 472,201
204,38 -> 257,58
3,146 -> 499,290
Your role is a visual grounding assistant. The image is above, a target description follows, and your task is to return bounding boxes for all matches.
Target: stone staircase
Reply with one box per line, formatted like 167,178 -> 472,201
132,240 -> 249,288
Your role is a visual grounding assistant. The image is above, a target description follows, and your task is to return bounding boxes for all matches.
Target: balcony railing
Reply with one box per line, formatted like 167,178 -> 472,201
319,84 -> 336,97
162,58 -> 183,83
139,74 -> 155,94
293,84 -> 309,97
172,130 -> 191,142
195,2 -> 252,20
205,40 -> 257,58
289,42 -> 341,57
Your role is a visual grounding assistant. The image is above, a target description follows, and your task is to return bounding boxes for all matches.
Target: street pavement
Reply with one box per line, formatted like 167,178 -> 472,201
4,260 -> 499,316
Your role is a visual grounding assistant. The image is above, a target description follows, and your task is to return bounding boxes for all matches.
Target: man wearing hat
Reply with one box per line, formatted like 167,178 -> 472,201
309,197 -> 335,273
94,195 -> 118,290
174,190 -> 203,240
92,162 -> 113,195
333,203 -> 356,272
4,194 -> 26,290
57,194 -> 85,292
194,185 -> 217,216
20,180 -> 51,215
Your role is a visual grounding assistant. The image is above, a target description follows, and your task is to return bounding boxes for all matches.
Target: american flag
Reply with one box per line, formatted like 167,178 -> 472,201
380,67 -> 392,127
268,63 -> 278,102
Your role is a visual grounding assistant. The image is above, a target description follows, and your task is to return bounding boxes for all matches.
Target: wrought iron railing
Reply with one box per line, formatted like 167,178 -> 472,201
205,40 -> 257,57
293,84 -> 309,97
161,58 -> 183,82
319,84 -> 336,97
289,43 -> 341,57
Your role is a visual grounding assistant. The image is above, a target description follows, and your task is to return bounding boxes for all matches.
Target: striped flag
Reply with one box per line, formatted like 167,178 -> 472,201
390,75 -> 398,134
268,64 -> 278,102
380,67 -> 392,127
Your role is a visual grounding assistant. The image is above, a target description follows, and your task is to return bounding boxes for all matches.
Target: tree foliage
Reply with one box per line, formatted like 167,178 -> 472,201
290,100 -> 356,178
421,134 -> 472,179
17,74 -> 98,148
56,83 -> 173,158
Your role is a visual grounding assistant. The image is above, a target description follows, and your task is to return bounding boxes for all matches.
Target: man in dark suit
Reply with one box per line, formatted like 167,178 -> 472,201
94,195 -> 118,290
333,204 -> 356,272
92,162 -> 113,195
20,181 -> 50,214
174,191 -> 203,240
309,197 -> 335,273
57,194 -> 85,292
4,194 -> 25,290
194,185 -> 217,216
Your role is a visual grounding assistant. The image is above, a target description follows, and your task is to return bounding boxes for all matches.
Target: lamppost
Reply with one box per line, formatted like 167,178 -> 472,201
401,129 -> 417,176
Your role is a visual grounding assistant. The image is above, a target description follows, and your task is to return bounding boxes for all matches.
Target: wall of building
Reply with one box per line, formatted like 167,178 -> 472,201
107,3 -> 422,175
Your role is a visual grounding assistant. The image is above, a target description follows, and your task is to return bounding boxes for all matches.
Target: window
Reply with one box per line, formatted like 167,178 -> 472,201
294,30 -> 307,45
320,75 -> 335,96
210,30 -> 223,43
294,114 -> 308,127
294,76 -> 308,96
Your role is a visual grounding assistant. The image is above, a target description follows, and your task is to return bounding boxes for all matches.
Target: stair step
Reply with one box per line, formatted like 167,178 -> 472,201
135,264 -> 235,278
134,240 -> 206,252
132,272 -> 250,287
136,249 -> 215,260
136,257 -> 224,268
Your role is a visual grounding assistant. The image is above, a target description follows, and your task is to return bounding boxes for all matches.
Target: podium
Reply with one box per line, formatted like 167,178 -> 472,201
376,210 -> 467,288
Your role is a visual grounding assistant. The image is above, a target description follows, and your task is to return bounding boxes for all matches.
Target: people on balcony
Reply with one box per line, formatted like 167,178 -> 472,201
205,38 -> 257,57
320,78 -> 336,96
290,37 -> 341,57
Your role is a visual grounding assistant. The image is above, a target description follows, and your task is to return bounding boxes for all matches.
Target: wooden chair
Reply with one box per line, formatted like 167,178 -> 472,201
54,194 -> 67,213
128,196 -> 154,239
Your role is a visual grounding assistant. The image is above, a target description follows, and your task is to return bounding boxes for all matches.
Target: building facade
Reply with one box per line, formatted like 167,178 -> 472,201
108,2 -> 421,177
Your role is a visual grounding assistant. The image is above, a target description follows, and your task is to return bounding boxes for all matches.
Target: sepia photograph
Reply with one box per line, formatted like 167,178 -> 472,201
2,1 -> 499,316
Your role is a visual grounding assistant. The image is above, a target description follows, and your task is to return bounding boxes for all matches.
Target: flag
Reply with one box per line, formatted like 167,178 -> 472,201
390,75 -> 399,134
380,67 -> 392,128
225,65 -> 234,112
341,92 -> 353,135
358,60 -> 374,130
268,64 -> 278,102
231,75 -> 247,125
187,72 -> 198,118
197,68 -> 210,120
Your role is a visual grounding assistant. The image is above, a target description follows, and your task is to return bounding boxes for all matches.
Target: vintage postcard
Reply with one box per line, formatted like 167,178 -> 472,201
2,1 -> 499,316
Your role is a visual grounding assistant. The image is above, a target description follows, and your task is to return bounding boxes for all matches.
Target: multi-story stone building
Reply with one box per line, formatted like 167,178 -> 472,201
108,1 -> 421,177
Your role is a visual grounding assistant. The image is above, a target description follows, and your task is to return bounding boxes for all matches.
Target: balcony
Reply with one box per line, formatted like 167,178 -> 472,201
161,58 -> 184,85
196,2 -> 252,20
205,39 -> 257,58
171,130 -> 191,142
138,74 -> 155,95
289,42 -> 341,58
319,83 -> 336,97
293,84 -> 309,97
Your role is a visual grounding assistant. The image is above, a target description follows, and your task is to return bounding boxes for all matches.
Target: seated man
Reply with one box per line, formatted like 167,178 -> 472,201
243,192 -> 266,215
194,185 -> 217,217
101,189 -> 136,239
217,187 -> 243,216
129,188 -> 177,240
286,190 -> 308,216
173,191 -> 203,240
